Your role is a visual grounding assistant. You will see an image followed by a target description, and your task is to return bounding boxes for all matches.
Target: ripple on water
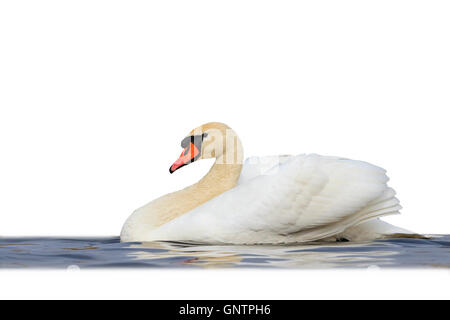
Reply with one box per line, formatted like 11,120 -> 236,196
0,235 -> 448,269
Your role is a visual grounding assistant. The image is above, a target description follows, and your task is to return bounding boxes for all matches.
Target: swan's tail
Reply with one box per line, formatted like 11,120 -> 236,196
355,187 -> 402,223
296,187 -> 404,242
339,218 -> 427,241
337,188 -> 427,241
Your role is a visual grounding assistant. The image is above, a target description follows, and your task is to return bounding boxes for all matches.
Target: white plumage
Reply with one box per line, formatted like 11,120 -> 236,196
145,154 -> 406,244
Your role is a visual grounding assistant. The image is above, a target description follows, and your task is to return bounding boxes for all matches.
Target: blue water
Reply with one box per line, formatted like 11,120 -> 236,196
0,235 -> 449,269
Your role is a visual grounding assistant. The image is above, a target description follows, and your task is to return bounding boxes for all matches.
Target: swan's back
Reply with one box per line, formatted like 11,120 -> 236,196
238,155 -> 293,184
147,154 -> 402,244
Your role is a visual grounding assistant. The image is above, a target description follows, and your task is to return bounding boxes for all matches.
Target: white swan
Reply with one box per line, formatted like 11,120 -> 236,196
120,122 -> 416,244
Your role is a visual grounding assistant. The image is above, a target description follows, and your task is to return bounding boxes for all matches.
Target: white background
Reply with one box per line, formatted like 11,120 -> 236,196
0,1 -> 449,299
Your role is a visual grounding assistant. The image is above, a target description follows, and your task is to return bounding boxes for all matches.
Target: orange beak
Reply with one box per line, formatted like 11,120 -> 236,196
169,142 -> 200,173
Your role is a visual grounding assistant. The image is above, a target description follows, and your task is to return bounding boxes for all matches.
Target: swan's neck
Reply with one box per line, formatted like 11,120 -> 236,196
191,135 -> 244,197
196,160 -> 243,194
153,146 -> 243,227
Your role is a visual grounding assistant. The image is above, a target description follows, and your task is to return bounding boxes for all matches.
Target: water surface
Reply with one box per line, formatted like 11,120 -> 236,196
0,235 -> 449,269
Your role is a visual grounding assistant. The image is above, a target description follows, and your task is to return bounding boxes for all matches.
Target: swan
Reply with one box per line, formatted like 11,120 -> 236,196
120,122 -> 417,244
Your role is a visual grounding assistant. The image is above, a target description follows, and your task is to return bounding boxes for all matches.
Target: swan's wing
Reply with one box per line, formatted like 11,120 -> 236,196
238,155 -> 294,184
150,154 -> 401,244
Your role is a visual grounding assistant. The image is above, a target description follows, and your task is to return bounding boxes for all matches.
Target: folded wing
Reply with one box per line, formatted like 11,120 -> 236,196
150,154 -> 401,244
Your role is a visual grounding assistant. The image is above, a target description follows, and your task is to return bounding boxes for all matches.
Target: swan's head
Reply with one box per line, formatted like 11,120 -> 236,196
169,122 -> 242,173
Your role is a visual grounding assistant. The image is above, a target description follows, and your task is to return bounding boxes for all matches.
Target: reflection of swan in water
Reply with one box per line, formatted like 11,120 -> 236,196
121,122 -> 419,244
126,242 -> 243,268
124,241 -> 398,268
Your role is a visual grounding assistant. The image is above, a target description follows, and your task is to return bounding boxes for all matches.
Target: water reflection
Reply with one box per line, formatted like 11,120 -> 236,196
0,235 -> 448,269
127,241 -> 398,268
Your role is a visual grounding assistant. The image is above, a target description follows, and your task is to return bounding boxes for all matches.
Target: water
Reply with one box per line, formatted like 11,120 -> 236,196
0,235 -> 449,269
